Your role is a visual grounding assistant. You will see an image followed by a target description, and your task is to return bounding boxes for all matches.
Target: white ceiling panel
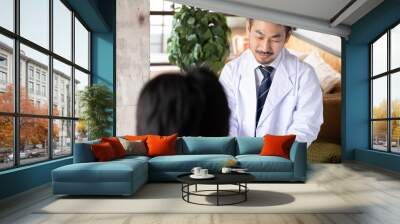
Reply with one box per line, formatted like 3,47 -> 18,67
172,0 -> 384,38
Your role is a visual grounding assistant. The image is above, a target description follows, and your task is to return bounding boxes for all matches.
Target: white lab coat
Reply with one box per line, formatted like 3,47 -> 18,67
219,48 -> 323,145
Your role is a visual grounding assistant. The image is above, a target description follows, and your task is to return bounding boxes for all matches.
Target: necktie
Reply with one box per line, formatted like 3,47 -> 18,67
256,66 -> 274,127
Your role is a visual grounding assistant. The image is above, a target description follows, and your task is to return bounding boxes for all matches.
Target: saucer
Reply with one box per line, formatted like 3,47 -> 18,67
190,174 -> 215,179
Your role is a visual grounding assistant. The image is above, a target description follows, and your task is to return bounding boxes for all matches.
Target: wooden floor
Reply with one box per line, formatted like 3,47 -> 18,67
1,162 -> 400,224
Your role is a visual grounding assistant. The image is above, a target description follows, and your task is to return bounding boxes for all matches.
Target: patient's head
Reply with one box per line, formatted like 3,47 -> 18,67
136,67 -> 229,136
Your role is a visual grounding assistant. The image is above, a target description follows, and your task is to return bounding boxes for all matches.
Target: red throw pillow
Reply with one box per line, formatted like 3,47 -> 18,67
101,137 -> 127,158
259,134 -> 296,159
146,134 -> 177,157
124,135 -> 148,141
91,142 -> 117,161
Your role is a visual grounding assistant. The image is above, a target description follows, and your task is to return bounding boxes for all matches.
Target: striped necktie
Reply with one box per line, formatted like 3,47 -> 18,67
256,66 -> 274,127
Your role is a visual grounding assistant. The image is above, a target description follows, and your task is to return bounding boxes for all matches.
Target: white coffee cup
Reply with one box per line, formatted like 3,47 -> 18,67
191,167 -> 202,176
200,169 -> 208,176
221,167 -> 232,173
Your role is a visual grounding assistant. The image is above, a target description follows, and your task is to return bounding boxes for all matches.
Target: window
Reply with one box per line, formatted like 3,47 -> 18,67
28,81 -> 34,94
0,0 -> 91,170
150,1 -> 177,65
371,23 -> 400,154
0,54 -> 8,86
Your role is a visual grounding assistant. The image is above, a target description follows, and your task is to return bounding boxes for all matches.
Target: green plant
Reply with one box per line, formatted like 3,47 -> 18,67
79,84 -> 113,140
167,5 -> 231,73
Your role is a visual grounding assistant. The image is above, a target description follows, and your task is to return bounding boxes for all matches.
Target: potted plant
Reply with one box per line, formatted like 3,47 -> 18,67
167,5 -> 231,73
79,84 -> 113,140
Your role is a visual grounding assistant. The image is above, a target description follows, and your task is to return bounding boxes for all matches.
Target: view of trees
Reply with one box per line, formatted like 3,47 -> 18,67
0,85 -> 59,157
372,99 -> 400,147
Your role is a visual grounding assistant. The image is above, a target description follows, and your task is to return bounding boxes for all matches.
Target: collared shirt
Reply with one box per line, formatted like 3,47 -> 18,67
249,50 -> 283,90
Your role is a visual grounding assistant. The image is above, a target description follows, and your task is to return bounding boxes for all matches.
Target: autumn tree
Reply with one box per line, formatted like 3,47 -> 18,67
0,84 -> 59,152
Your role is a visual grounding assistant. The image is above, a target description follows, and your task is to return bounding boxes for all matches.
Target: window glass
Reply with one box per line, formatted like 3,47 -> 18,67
391,24 -> 400,70
391,120 -> 400,153
20,44 -> 49,115
20,117 -> 49,165
53,0 -> 72,60
53,119 -> 72,157
74,18 -> 89,70
0,0 -> 14,31
372,34 -> 387,76
0,116 -> 13,170
53,59 -> 72,117
391,72 -> 400,118
0,34 -> 14,113
20,0 -> 49,49
74,69 -> 89,118
372,121 -> 388,151
372,77 -> 387,119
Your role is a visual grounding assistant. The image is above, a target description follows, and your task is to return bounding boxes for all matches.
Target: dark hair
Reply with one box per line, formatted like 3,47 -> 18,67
248,18 -> 294,33
186,67 -> 230,136
136,73 -> 204,136
136,67 -> 230,137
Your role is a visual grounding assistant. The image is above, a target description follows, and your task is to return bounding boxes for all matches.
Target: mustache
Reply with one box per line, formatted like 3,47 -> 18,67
256,50 -> 273,55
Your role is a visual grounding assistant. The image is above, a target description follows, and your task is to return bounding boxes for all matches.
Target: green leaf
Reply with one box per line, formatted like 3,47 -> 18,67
187,17 -> 195,25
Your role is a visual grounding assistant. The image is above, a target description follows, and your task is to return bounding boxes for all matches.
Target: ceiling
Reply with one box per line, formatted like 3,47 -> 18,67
172,0 -> 384,37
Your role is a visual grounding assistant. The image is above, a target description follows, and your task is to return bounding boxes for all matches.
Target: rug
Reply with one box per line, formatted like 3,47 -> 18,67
37,183 -> 361,214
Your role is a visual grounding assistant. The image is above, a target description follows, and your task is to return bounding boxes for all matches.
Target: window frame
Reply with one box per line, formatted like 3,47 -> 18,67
370,20 -> 400,154
0,0 -> 92,171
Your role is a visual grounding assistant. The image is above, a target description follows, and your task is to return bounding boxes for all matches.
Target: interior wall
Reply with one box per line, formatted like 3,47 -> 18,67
343,0 -> 400,170
116,0 -> 150,136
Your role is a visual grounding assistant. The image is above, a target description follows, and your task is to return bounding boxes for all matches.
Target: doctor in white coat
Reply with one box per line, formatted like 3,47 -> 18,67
219,19 -> 323,145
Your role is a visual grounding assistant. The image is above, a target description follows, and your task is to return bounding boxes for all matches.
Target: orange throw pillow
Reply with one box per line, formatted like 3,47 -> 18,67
146,134 -> 177,157
101,137 -> 127,158
124,135 -> 148,141
91,142 -> 117,161
259,134 -> 296,159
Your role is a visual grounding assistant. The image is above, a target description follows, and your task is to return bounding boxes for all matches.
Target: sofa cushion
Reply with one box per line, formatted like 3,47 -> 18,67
236,155 -> 293,172
74,139 -> 100,163
91,142 -> 118,161
260,134 -> 296,159
148,154 -> 235,172
178,137 -> 235,155
147,134 -> 177,157
101,137 -> 127,158
53,158 -> 148,183
236,137 -> 263,155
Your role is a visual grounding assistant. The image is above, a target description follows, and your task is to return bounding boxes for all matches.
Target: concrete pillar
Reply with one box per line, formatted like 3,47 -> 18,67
116,0 -> 150,135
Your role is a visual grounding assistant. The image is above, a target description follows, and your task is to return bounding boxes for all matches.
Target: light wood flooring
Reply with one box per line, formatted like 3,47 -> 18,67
1,162 -> 400,224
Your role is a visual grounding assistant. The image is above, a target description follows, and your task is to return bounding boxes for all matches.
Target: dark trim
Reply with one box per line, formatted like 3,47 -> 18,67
150,11 -> 174,15
388,28 -> 391,152
150,62 -> 173,66
329,0 -> 357,24
49,0 -> 54,160
371,67 -> 400,79
113,3 -> 116,136
13,0 -> 20,167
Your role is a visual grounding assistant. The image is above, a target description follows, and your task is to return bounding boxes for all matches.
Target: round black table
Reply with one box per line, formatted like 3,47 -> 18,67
177,172 -> 255,206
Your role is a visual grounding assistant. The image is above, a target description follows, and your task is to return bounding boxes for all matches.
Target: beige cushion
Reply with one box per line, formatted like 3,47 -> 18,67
118,138 -> 147,156
303,51 -> 341,94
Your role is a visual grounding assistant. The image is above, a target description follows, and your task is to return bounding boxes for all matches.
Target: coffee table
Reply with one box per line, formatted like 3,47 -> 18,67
177,172 -> 255,206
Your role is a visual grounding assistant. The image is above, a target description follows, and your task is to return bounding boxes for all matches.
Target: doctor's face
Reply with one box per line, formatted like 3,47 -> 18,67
247,20 -> 290,65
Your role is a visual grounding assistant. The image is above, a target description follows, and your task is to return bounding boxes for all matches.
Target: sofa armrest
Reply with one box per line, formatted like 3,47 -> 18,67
73,140 -> 100,163
289,141 -> 307,181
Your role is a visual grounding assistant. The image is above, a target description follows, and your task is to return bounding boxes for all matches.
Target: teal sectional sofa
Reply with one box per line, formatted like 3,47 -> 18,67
52,137 -> 307,196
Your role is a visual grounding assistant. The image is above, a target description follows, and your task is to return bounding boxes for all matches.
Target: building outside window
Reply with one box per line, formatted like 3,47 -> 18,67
0,0 -> 91,170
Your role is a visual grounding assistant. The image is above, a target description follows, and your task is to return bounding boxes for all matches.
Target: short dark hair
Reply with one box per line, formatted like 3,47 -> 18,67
248,18 -> 294,33
136,67 -> 230,137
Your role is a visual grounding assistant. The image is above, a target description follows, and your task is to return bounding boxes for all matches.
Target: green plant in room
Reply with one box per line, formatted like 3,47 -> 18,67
79,84 -> 113,140
167,5 -> 231,73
